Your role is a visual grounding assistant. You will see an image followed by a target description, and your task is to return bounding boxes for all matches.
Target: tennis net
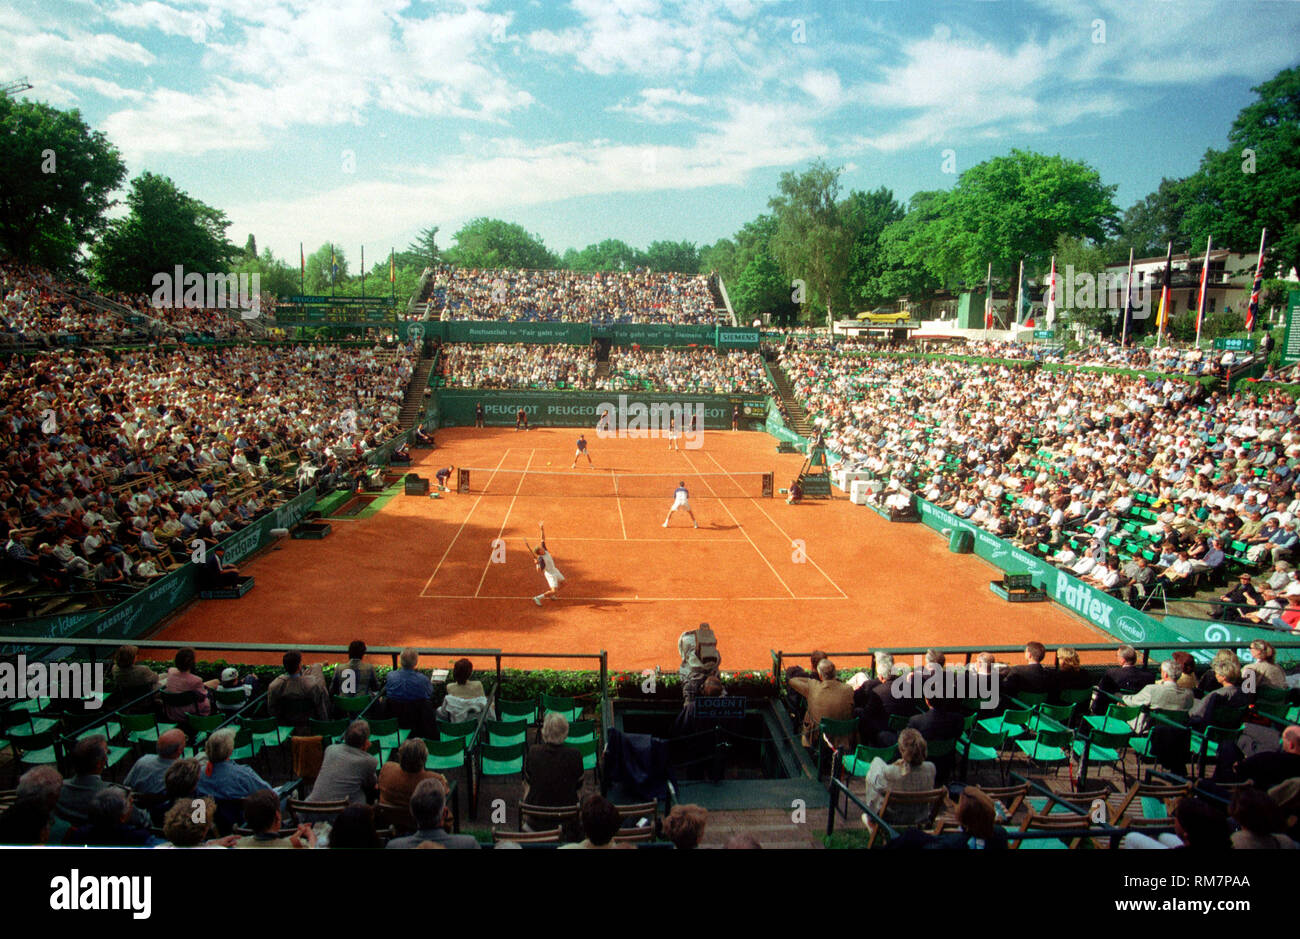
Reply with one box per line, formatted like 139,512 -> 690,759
456,468 -> 773,498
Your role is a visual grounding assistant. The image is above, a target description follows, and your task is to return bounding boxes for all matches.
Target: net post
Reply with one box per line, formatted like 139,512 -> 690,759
762,472 -> 773,498
457,468 -> 469,493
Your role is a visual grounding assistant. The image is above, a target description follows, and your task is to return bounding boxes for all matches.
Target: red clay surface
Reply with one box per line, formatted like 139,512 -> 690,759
153,427 -> 1110,670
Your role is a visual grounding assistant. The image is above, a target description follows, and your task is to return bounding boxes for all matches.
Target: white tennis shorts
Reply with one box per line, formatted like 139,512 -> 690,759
545,570 -> 565,590
673,497 -> 691,512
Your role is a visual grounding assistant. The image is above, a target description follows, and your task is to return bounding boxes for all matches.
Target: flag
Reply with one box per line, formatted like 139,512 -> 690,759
330,245 -> 338,284
1155,242 -> 1173,336
1194,236 -> 1212,344
1045,257 -> 1057,326
1245,228 -> 1267,333
983,262 -> 993,329
1120,247 -> 1135,344
1015,259 -> 1029,325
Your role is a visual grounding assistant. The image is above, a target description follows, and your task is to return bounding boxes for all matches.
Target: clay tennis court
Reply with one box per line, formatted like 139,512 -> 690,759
153,427 -> 1109,669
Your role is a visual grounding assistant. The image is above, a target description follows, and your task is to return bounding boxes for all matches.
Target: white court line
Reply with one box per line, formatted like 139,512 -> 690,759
545,537 -> 748,542
703,451 -> 849,600
613,469 -> 628,540
474,448 -> 534,598
421,595 -> 845,601
681,451 -> 795,598
419,450 -> 510,597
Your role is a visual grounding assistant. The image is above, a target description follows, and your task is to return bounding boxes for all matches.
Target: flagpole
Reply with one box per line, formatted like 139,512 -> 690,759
1194,235 -> 1212,348
361,245 -> 365,299
1015,259 -> 1024,331
299,242 -> 304,297
330,242 -> 335,299
1156,241 -> 1172,349
983,262 -> 992,340
1045,256 -> 1056,335
390,247 -> 395,303
1120,247 -> 1134,347
1245,228 -> 1267,334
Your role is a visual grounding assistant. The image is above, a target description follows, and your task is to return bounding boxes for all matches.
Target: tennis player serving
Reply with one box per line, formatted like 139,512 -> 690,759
662,480 -> 698,529
528,522 -> 565,605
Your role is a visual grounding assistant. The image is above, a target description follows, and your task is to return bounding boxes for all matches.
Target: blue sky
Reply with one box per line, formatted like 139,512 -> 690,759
6,0 -> 1300,265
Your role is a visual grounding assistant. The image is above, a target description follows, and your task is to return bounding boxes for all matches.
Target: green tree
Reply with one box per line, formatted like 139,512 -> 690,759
0,97 -> 126,271
767,160 -> 854,323
910,150 -> 1119,286
303,243 -> 348,294
88,172 -> 235,294
699,238 -> 738,284
397,225 -> 441,270
841,186 -> 905,310
1179,64 -> 1300,278
230,248 -> 297,299
1054,234 -> 1116,335
242,233 -> 257,261
444,218 -> 558,269
865,191 -> 948,306
731,253 -> 799,325
563,238 -> 645,272
644,239 -> 700,273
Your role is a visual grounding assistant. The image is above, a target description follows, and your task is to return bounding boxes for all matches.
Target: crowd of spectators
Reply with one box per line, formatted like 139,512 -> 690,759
441,343 -> 596,390
779,345 -> 1300,609
599,348 -> 773,395
423,268 -> 718,324
1,261 -> 263,347
1,342 -> 413,598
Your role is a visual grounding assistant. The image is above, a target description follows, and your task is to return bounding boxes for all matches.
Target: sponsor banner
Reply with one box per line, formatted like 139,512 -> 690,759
0,610 -> 103,658
70,487 -> 319,643
604,324 -> 718,347
433,389 -> 765,429
715,327 -> 760,349
914,497 -> 1172,649
443,321 -> 591,345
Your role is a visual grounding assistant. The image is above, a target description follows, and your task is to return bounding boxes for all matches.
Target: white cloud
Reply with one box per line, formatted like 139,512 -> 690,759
608,87 -> 710,124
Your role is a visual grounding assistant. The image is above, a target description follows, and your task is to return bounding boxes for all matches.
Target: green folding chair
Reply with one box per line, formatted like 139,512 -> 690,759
13,729 -> 60,769
840,743 -> 896,777
1014,727 -> 1071,774
486,719 -> 527,748
436,719 -> 479,748
564,719 -> 597,746
1011,691 -> 1048,710
1072,728 -> 1131,787
1084,704 -> 1141,736
495,698 -> 536,725
423,737 -> 467,773
540,693 -> 582,723
184,713 -> 226,752
366,717 -> 405,761
960,727 -> 1007,783
1034,703 -> 1076,732
308,718 -> 349,744
118,712 -> 177,746
567,737 -> 599,773
978,707 -> 1032,738
332,694 -> 373,719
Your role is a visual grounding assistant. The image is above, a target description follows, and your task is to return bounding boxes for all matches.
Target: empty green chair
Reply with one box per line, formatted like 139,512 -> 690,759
978,708 -> 1032,738
423,737 -> 467,773
1015,728 -> 1071,772
118,712 -> 176,746
308,718 -> 349,743
436,719 -> 479,747
479,742 -> 525,777
841,743 -> 896,777
1035,703 -> 1076,732
960,727 -> 1007,782
495,698 -> 536,724
540,693 -> 582,723
564,719 -> 596,746
568,737 -> 599,773
332,694 -> 373,718
1084,704 -> 1141,736
239,716 -> 288,751
486,719 -> 527,748
365,717 -> 405,760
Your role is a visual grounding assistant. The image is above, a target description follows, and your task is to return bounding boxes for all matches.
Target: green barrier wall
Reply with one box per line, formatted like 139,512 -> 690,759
911,496 -> 1270,660
433,389 -> 766,429
72,487 -> 320,643
399,321 -> 757,348
0,610 -> 104,656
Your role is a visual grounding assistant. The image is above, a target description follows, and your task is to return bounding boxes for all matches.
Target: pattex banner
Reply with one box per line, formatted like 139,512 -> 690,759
434,389 -> 766,429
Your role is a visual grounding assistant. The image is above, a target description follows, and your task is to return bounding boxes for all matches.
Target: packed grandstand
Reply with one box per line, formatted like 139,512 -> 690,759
1,254 -> 1297,856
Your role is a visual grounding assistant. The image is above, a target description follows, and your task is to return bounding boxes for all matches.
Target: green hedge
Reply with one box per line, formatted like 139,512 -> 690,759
127,661 -> 780,701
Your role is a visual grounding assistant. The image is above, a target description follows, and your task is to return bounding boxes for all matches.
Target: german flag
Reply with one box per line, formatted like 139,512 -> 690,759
1155,242 -> 1173,336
